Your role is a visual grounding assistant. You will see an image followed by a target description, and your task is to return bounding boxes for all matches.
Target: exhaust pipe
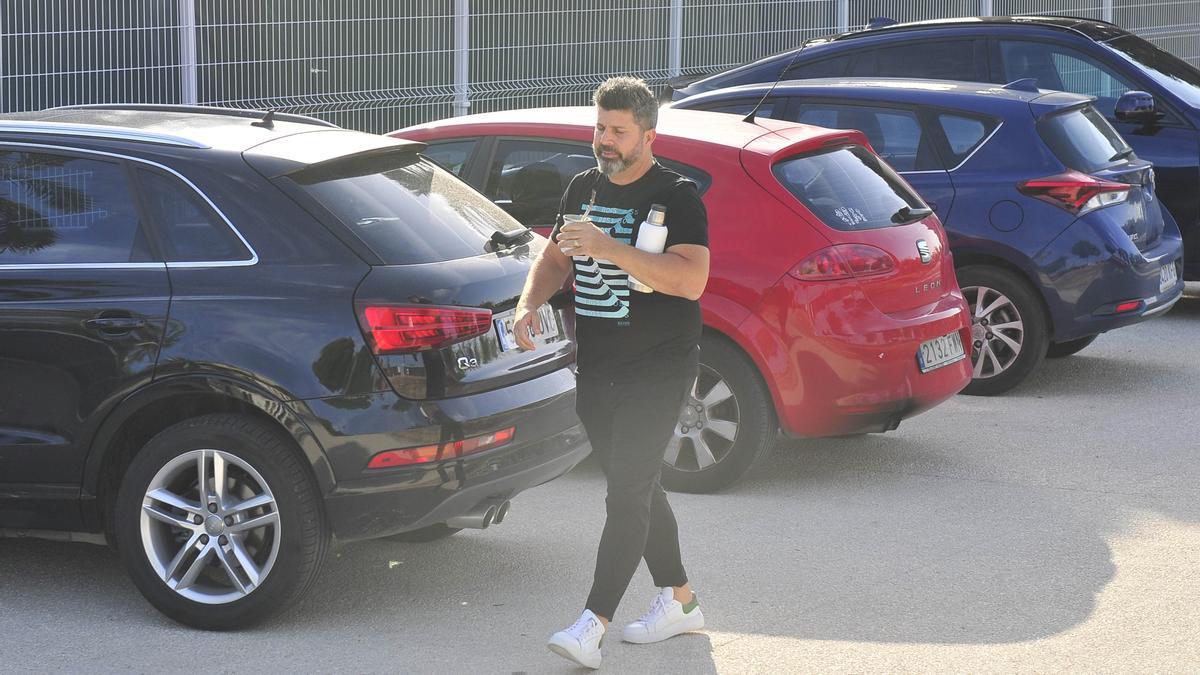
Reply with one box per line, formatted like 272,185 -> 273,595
445,502 -> 499,530
493,500 -> 511,525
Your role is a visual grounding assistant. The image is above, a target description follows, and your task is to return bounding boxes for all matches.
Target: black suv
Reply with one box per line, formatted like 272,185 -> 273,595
0,105 -> 588,628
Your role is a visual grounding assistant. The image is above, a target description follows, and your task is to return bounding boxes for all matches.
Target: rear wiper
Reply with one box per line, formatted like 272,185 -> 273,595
890,205 -> 934,224
490,227 -> 531,248
1109,147 -> 1134,162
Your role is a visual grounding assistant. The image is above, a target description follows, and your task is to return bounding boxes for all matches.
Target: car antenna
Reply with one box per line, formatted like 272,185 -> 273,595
251,109 -> 276,129
742,49 -> 803,125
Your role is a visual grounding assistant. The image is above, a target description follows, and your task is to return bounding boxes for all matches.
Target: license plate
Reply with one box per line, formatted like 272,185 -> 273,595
917,331 -> 966,373
494,304 -> 560,351
1159,263 -> 1178,293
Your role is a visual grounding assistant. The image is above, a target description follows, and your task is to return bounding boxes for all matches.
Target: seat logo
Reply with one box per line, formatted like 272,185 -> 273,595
916,239 -> 933,264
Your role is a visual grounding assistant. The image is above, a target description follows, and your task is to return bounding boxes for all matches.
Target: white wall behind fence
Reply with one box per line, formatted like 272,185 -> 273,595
1,0 -> 1197,133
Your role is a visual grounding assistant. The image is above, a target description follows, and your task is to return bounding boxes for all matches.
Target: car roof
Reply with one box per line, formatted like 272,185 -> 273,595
0,107 -> 339,152
678,78 -> 1096,116
396,106 -> 824,152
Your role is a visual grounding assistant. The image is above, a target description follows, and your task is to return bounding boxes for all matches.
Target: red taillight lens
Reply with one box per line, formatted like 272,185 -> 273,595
1114,300 -> 1143,313
788,244 -> 897,281
367,427 -> 516,469
360,305 -> 492,353
1017,170 -> 1130,214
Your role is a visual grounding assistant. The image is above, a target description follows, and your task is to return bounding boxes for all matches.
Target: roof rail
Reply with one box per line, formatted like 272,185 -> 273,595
1003,78 -> 1041,93
49,104 -> 340,128
830,15 -> 1112,43
0,120 -> 210,148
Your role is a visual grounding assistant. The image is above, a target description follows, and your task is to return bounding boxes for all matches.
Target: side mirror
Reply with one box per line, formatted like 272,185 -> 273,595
1115,90 -> 1160,124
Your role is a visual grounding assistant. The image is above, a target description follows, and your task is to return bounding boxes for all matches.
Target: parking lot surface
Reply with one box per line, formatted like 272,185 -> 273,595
3,287 -> 1199,674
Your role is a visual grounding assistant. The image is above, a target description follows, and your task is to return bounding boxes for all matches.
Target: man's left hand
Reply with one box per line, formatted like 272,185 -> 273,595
558,219 -> 618,259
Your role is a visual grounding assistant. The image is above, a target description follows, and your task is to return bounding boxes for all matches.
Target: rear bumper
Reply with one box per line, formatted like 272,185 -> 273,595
1035,214 -> 1185,342
292,367 -> 589,542
746,278 -> 972,438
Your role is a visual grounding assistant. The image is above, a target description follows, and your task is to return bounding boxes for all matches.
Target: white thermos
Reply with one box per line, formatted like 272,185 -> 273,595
628,204 -> 668,293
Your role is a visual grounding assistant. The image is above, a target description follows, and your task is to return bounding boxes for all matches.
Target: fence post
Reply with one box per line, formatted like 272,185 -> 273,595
1102,0 -> 1113,23
980,0 -> 993,17
178,0 -> 198,104
453,0 -> 470,116
836,0 -> 849,33
669,0 -> 683,78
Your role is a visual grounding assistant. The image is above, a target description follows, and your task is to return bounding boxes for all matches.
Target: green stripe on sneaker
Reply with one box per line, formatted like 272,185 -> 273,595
682,594 -> 699,614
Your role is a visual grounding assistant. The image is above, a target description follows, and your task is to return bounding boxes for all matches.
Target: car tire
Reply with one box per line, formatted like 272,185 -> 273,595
1046,335 -> 1098,358
115,413 -> 328,630
385,523 -> 462,543
958,265 -> 1049,396
660,335 -> 775,494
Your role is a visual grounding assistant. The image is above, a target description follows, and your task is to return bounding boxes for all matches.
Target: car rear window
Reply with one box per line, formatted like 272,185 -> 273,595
1037,105 -> 1131,173
291,154 -> 526,265
773,145 -> 925,231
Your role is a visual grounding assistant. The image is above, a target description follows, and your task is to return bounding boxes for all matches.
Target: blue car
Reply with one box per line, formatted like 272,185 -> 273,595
673,79 -> 1184,394
670,15 -> 1200,281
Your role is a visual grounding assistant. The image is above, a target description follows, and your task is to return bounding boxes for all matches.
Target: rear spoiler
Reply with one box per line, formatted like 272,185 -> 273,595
243,129 -> 427,179
660,73 -> 710,102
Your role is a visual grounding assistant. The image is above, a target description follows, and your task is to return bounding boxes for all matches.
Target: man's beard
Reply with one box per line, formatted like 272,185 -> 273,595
594,142 -> 641,176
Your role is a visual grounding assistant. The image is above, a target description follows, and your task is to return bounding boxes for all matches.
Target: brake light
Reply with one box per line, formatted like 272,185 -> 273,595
367,427 -> 516,469
359,305 -> 492,353
788,244 -> 897,281
1018,171 -> 1130,214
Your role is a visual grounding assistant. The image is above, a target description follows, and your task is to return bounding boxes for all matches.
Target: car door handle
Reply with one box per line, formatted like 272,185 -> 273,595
85,317 -> 146,333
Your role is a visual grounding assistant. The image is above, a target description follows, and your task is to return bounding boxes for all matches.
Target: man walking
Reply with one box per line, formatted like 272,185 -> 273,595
511,76 -> 710,669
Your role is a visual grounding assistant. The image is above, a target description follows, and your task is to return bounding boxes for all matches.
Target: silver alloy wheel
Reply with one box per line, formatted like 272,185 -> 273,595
664,364 -> 740,472
139,448 -> 281,605
964,285 -> 1025,380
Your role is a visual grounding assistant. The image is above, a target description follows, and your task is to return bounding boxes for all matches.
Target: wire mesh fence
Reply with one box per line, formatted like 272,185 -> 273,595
2,0 -> 1198,133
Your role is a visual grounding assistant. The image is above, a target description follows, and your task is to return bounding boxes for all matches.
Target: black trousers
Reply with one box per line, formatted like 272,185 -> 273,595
577,362 -> 694,620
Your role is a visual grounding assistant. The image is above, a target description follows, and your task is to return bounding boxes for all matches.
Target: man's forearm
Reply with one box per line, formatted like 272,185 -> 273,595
604,244 -> 708,300
516,248 -> 573,312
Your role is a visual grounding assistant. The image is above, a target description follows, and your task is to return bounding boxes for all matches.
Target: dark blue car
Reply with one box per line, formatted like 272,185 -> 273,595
670,15 -> 1200,281
673,79 -> 1184,394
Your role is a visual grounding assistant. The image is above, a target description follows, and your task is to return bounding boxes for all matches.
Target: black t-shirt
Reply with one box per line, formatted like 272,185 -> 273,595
550,162 -> 709,378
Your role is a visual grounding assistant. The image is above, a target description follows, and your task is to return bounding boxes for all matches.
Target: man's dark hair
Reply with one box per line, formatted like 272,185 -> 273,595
593,77 -> 658,131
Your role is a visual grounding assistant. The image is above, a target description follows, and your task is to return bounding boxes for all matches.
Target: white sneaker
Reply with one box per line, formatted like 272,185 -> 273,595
548,609 -> 605,669
622,587 -> 705,644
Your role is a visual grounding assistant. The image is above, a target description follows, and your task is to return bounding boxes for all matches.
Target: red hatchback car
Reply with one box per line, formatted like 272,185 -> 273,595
395,108 -> 972,493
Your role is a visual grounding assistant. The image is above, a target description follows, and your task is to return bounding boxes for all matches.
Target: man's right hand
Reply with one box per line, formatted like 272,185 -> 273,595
513,307 -> 542,351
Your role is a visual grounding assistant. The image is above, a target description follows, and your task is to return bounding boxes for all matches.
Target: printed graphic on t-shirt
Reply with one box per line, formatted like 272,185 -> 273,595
574,202 -> 636,320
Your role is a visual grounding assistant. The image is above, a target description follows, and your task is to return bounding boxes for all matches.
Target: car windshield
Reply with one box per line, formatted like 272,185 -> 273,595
1038,105 -> 1132,173
773,145 -> 926,232
292,154 -> 526,265
1106,35 -> 1200,108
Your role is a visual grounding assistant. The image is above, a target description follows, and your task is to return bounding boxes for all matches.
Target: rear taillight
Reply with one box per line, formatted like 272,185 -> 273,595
1018,171 -> 1130,214
367,427 -> 516,469
359,305 -> 492,354
787,244 -> 897,281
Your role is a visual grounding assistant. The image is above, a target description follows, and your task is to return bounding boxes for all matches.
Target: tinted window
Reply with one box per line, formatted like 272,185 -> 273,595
773,145 -> 925,231
693,99 -> 777,118
422,139 -> 477,177
293,155 -> 524,265
937,114 -> 997,167
792,104 -> 938,171
1038,105 -> 1131,173
786,54 -> 853,79
852,41 -> 979,80
0,150 -> 151,264
999,40 -> 1136,117
1107,35 -> 1200,109
137,169 -> 251,262
485,139 -> 594,227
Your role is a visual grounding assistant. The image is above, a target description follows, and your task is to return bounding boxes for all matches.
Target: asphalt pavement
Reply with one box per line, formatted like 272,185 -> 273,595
3,285 -> 1199,674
